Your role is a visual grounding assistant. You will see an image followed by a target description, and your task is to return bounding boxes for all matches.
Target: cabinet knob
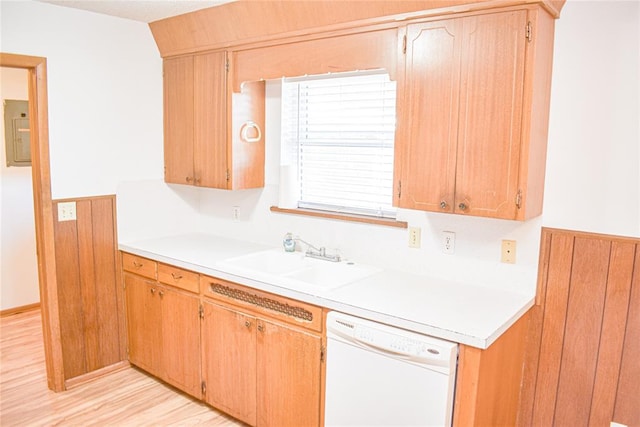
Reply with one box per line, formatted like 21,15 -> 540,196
245,320 -> 251,329
133,261 -> 143,268
257,324 -> 264,333
186,176 -> 193,183
158,290 -> 164,297
171,273 -> 183,280
458,202 -> 467,211
150,288 -> 156,295
440,201 -> 447,209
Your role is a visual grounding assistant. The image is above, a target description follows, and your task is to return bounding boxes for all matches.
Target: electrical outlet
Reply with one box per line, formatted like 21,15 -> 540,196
408,227 -> 421,248
57,202 -> 76,222
501,240 -> 516,264
443,231 -> 455,254
232,206 -> 240,221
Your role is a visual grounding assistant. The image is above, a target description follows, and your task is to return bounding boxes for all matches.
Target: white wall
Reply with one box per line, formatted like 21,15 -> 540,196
0,1 -> 163,309
0,0 -> 164,199
171,2 -> 631,292
192,0 -> 640,294
3,1 -> 638,298
542,0 -> 640,237
0,67 -> 40,310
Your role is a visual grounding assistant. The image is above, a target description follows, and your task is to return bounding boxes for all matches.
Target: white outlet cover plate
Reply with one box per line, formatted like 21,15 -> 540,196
442,231 -> 455,254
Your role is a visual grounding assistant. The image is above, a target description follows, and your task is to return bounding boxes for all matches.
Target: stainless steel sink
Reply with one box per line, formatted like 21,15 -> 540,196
217,249 -> 381,292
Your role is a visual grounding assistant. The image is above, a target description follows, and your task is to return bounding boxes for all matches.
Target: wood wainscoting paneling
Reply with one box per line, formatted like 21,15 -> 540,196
518,227 -> 640,427
52,195 -> 125,383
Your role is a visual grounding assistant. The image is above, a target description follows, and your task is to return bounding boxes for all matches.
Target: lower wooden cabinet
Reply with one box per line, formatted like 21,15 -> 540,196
201,301 -> 322,427
123,251 -> 531,426
123,253 -> 323,427
160,285 -> 201,398
125,274 -> 163,377
124,272 -> 201,399
202,302 -> 257,424
256,318 -> 322,427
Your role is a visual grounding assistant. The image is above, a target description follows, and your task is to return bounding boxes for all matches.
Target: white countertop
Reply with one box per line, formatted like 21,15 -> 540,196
119,233 -> 534,349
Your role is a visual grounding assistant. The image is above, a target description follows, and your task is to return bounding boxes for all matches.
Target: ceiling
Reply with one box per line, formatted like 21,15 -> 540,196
37,0 -> 235,23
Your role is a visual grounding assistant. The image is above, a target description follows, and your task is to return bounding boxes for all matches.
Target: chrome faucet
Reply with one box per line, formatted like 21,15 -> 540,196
283,233 -> 341,262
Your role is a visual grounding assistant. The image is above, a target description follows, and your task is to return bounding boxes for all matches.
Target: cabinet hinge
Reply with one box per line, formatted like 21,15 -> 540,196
397,180 -> 402,199
226,169 -> 230,182
402,34 -> 407,54
225,58 -> 229,73
199,304 -> 204,319
320,345 -> 326,363
526,21 -> 532,43
516,189 -> 523,209
201,381 -> 206,395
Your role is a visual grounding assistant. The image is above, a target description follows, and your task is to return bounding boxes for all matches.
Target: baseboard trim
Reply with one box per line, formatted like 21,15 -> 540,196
0,302 -> 41,317
64,360 -> 131,390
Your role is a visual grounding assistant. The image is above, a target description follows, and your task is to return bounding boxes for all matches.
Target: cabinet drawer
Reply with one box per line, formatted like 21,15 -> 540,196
122,253 -> 157,280
201,275 -> 323,333
158,263 -> 199,294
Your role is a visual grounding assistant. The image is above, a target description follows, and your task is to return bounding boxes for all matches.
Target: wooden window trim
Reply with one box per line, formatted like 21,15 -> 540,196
270,206 -> 408,229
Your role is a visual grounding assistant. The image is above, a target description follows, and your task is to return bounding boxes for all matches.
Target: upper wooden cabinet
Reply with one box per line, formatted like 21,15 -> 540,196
233,28 -> 399,90
163,51 -> 265,189
158,2 -> 559,213
149,1 -> 565,58
395,7 -> 555,220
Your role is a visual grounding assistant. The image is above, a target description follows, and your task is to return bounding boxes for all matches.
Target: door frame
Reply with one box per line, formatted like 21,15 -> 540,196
0,53 -> 65,391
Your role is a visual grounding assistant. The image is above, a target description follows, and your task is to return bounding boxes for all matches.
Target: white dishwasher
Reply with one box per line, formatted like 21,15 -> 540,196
324,311 -> 458,427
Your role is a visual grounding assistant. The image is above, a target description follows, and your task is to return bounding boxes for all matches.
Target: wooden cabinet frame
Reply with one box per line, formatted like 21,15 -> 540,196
122,254 -> 325,427
163,51 -> 265,190
158,2 -> 560,220
122,251 -> 539,426
200,275 -> 324,426
123,256 -> 201,399
149,1 -> 565,58
394,5 -> 555,220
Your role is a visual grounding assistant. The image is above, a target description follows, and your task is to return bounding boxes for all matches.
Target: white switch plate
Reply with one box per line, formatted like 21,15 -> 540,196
408,227 -> 421,248
232,206 -> 240,221
57,202 -> 76,222
443,231 -> 455,254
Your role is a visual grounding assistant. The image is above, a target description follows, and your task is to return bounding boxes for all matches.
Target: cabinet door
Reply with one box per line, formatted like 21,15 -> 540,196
164,56 -> 195,185
396,18 -> 462,212
257,319 -> 322,427
230,80 -> 265,190
201,302 -> 257,426
125,274 -> 162,376
161,287 -> 201,399
194,51 -> 228,188
455,11 -> 527,218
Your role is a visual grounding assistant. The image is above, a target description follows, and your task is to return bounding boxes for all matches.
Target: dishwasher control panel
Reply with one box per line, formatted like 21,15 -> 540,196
327,311 -> 458,370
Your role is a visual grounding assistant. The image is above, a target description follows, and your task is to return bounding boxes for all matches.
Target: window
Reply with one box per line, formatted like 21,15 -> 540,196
281,70 -> 397,218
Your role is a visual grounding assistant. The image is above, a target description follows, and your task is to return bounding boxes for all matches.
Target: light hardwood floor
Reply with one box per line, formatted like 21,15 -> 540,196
0,309 -> 244,426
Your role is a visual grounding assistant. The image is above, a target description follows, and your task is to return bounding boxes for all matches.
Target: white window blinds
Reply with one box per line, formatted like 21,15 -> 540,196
282,71 -> 397,218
